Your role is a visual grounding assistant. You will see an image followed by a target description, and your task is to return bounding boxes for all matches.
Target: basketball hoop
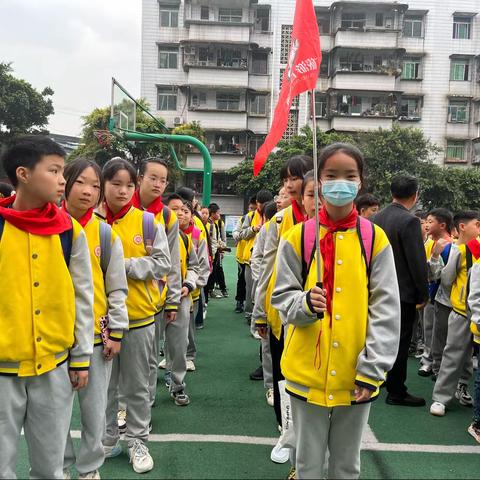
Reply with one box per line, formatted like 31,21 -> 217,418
93,129 -> 113,147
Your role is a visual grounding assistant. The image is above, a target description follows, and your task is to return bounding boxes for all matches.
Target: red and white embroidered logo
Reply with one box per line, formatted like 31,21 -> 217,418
94,246 -> 101,258
133,234 -> 143,245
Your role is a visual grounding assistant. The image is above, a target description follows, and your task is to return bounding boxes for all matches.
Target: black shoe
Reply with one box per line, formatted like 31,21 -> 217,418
431,373 -> 437,382
159,349 -> 164,357
418,366 -> 432,377
249,366 -> 263,381
235,301 -> 244,313
221,289 -> 229,298
386,393 -> 426,407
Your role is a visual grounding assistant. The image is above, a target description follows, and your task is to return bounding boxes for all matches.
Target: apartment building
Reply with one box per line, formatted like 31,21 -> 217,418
141,0 -> 480,212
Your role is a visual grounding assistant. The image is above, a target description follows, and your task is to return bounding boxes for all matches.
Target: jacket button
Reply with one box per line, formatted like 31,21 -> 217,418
337,260 -> 343,265
36,337 -> 41,342
32,253 -> 38,259
336,287 -> 342,293
33,282 -> 39,287
331,370 -> 336,376
338,235 -> 344,240
335,314 -> 341,320
35,310 -> 41,315
328,394 -> 334,400
333,342 -> 339,348
37,364 -> 42,369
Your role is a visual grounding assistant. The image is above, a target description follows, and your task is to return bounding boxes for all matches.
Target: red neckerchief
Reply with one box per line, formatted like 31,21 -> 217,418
468,238 -> 480,260
132,190 -> 164,215
182,222 -> 194,235
105,202 -> 133,225
291,200 -> 305,224
61,200 -> 94,228
319,205 -> 358,316
0,195 -> 72,235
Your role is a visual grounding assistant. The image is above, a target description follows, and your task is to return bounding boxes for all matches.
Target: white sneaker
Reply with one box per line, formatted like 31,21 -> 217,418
79,471 -> 101,480
430,401 -> 446,416
266,388 -> 274,407
117,409 -> 126,433
186,360 -> 196,371
252,331 -> 262,340
128,439 -> 154,474
270,440 -> 290,464
63,470 -> 71,480
159,358 -> 167,369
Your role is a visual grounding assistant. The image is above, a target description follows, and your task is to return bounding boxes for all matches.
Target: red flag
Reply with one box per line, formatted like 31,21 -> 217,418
253,0 -> 321,176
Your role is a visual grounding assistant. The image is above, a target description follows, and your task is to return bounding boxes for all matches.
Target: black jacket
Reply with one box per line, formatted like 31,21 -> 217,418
374,203 -> 429,305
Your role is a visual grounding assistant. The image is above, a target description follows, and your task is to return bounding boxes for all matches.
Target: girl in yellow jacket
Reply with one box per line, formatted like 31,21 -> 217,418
271,143 -> 400,479
62,158 -> 129,479
101,158 -> 171,474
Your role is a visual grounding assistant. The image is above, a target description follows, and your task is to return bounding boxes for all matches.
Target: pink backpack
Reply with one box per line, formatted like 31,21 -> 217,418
302,216 -> 375,285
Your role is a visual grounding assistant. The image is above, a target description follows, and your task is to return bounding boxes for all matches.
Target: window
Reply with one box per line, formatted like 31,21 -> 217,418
160,6 -> 179,27
446,141 -> 466,162
218,8 -> 242,23
191,92 -> 207,107
249,137 -> 265,156
249,95 -> 267,115
157,86 -> 177,111
399,98 -> 421,119
316,13 -> 330,34
158,47 -> 178,69
402,58 -> 422,80
251,52 -> 268,74
217,48 -> 245,68
403,15 -> 423,37
375,13 -> 384,27
453,16 -> 472,39
280,25 -> 293,64
319,54 -> 329,76
448,100 -> 469,123
337,94 -> 362,115
280,68 -> 299,107
314,93 -> 327,117
200,6 -> 209,20
214,134 -> 245,154
450,59 -> 470,81
341,13 -> 366,29
339,54 -> 364,72
282,110 -> 298,141
255,8 -> 270,32
216,93 -> 240,111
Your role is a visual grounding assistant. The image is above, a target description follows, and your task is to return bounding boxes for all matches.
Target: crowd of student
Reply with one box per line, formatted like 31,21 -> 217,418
1,134 -> 480,480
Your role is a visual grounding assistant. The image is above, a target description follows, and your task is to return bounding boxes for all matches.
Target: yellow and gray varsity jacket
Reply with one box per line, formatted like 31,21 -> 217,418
0,218 -> 94,376
271,222 -> 400,407
237,210 -> 263,264
112,206 -> 171,328
84,216 -> 129,346
468,262 -> 480,344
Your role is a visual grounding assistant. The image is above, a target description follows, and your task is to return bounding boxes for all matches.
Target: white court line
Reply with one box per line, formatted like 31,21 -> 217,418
69,429 -> 480,453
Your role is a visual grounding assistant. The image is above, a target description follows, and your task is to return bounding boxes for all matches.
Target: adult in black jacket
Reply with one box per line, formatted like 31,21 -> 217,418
374,175 -> 429,406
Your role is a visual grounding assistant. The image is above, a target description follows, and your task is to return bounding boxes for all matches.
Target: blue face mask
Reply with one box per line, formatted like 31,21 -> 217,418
321,180 -> 359,207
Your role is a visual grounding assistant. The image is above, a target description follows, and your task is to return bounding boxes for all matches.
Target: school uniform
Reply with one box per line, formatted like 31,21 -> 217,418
163,231 -> 200,393
433,244 -> 476,405
64,214 -> 128,476
467,263 -> 480,423
233,215 -> 248,305
0,200 -> 94,480
187,226 -> 210,362
271,214 -> 400,479
103,206 -> 171,449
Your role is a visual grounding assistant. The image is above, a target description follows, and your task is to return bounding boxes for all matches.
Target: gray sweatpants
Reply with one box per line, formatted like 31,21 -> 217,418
261,333 -> 273,389
433,311 -> 473,405
291,396 -> 371,480
245,264 -> 253,323
148,312 -> 163,407
165,297 -> 191,393
64,346 -> 112,475
187,300 -> 198,361
104,323 -> 155,448
0,363 -> 74,480
420,301 -> 435,369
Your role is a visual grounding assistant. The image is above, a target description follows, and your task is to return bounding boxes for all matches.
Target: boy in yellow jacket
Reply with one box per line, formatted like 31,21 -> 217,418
0,136 -> 94,479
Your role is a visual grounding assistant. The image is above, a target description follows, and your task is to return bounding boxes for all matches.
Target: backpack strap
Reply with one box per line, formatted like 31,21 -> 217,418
440,243 -> 452,265
357,216 -> 375,276
162,205 -> 171,232
466,244 -> 473,273
99,221 -> 112,275
142,211 -> 156,253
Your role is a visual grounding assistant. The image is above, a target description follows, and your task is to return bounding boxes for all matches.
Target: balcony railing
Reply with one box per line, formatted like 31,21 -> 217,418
184,57 -> 248,70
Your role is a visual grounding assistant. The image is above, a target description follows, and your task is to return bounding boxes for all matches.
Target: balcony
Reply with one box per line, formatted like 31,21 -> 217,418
330,92 -> 398,120
320,35 -> 333,52
187,68 -> 249,88
186,153 -> 245,171
334,29 -> 400,49
247,116 -> 269,134
187,110 -> 247,130
331,70 -> 399,91
249,74 -> 271,92
186,23 -> 251,44
331,115 -> 394,131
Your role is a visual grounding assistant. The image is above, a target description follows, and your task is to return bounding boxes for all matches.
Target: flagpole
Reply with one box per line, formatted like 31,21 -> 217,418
310,89 -> 324,319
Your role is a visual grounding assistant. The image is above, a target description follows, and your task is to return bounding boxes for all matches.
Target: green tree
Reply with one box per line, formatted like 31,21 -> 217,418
0,62 -> 54,137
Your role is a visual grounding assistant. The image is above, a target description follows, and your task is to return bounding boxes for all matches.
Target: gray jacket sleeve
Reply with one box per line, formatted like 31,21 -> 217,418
271,233 -> 317,327
441,245 -> 461,298
165,217 -> 182,310
250,225 -> 267,283
355,244 -> 401,385
125,224 -> 171,281
105,235 -> 129,335
195,237 -> 211,289
468,263 -> 480,326
184,244 -> 200,291
69,228 -> 94,368
232,216 -> 244,243
428,256 -> 444,282
238,213 -> 257,240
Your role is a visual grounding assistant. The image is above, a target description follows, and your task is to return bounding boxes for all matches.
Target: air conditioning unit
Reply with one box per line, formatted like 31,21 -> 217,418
174,117 -> 181,125
385,18 -> 393,28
